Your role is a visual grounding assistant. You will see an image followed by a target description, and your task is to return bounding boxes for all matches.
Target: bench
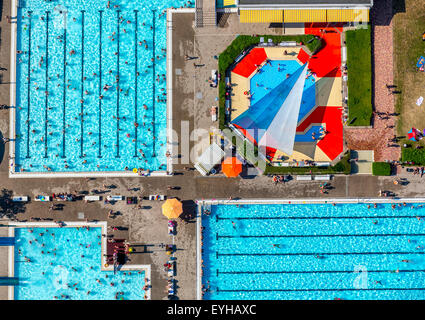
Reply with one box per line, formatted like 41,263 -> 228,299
84,195 -> 101,201
12,196 -> 28,202
296,175 -> 312,181
149,195 -> 166,201
314,175 -> 331,181
278,41 -> 297,47
35,195 -> 50,202
225,100 -> 230,114
106,195 -> 124,201
316,162 -> 331,167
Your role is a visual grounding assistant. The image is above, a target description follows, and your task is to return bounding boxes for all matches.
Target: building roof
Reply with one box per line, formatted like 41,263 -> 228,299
194,143 -> 225,175
238,0 -> 373,7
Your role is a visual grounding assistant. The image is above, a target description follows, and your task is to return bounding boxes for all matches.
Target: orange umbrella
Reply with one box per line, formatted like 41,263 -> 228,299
162,198 -> 183,219
222,157 -> 243,178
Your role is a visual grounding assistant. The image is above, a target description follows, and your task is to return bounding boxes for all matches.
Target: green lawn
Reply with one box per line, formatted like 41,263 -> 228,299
372,162 -> 392,176
346,26 -> 373,126
401,147 -> 425,165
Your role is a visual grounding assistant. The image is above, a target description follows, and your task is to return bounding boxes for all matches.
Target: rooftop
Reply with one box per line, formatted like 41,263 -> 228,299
238,0 -> 373,6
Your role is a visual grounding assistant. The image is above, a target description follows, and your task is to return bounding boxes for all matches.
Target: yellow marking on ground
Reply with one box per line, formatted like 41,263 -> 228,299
264,47 -> 301,60
316,77 -> 342,107
230,72 -> 250,121
271,147 -> 314,162
314,146 -> 332,162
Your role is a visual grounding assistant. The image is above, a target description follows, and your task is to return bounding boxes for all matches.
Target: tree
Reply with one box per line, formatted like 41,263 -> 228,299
0,189 -> 27,220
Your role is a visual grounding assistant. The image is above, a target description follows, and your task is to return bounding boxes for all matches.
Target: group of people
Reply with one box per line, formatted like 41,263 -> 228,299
272,175 -> 290,184
312,126 -> 328,141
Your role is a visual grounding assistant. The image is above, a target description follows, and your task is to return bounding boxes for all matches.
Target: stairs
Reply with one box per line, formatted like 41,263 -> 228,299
202,10 -> 217,27
195,0 -> 216,28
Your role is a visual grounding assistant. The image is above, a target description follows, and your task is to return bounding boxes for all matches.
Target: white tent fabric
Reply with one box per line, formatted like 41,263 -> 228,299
194,143 -> 225,176
258,63 -> 308,155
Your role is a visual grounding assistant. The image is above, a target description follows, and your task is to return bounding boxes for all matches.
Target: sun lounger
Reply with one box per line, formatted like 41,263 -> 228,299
167,260 -> 175,276
106,195 -> 124,201
225,100 -> 230,115
168,221 -> 176,236
210,70 -> 218,87
149,195 -> 166,201
35,195 -> 50,201
342,46 -> 347,62
211,70 -> 217,81
314,175 -> 331,181
84,195 -> 100,201
211,106 -> 217,121
12,196 -> 28,202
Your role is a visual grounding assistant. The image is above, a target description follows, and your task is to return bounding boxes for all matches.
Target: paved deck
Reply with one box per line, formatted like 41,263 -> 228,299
350,150 -> 374,174
344,0 -> 400,162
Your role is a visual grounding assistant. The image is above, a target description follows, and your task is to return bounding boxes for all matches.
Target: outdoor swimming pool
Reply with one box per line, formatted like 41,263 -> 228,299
14,0 -> 194,173
201,202 -> 425,300
14,226 -> 146,300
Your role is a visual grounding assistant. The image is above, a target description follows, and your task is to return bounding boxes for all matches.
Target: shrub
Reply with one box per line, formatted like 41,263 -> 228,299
401,147 -> 425,165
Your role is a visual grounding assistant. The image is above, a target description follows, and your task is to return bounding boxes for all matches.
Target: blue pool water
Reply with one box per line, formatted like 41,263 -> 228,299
14,227 -> 146,300
14,0 -> 194,173
201,203 -> 425,300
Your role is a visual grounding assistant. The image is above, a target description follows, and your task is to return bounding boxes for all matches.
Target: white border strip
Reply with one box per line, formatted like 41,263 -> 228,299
9,170 -> 167,178
8,221 -> 151,300
166,9 -> 174,174
199,197 -> 425,205
196,204 -> 202,300
9,0 -> 17,178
